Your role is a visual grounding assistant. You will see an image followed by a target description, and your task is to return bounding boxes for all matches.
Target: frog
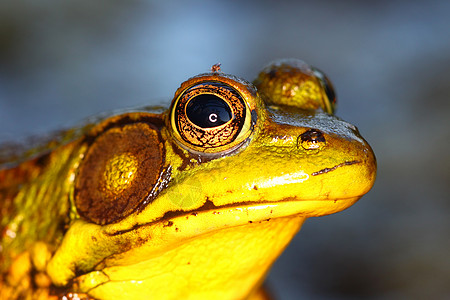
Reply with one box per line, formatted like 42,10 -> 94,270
0,59 -> 376,300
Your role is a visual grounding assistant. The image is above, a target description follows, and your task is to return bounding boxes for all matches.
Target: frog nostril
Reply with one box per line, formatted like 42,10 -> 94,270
298,129 -> 326,150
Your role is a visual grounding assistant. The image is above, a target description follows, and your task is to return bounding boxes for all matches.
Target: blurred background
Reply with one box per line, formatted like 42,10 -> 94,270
0,0 -> 449,299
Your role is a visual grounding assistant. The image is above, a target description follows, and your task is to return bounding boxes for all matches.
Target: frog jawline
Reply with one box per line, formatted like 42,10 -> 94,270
106,196 -> 361,237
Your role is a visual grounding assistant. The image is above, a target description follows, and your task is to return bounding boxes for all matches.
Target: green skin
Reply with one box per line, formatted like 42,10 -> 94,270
0,59 -> 376,300
0,130 -> 86,272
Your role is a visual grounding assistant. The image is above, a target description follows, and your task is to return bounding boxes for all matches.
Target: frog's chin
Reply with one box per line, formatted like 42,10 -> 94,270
70,197 -> 360,298
47,197 -> 360,291
74,215 -> 305,300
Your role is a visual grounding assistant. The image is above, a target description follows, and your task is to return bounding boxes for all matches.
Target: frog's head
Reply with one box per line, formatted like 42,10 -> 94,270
47,59 -> 376,299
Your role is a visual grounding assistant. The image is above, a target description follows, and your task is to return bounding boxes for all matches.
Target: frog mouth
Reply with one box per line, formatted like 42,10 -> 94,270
311,160 -> 361,176
106,159 -> 366,237
107,195 -> 361,237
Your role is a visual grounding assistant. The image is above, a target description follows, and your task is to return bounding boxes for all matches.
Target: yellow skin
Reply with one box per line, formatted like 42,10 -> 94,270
0,59 -> 376,299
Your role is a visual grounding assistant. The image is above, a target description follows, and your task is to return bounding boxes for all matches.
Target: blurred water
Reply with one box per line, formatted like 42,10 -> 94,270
1,0 -> 449,299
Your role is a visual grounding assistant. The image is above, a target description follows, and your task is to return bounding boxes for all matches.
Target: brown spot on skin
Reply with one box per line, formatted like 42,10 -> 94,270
164,221 -> 174,227
34,152 -> 51,168
74,122 -> 164,225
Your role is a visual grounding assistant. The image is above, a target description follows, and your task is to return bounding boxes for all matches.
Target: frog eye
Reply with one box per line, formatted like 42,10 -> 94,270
171,81 -> 253,154
299,129 -> 326,150
311,67 -> 337,114
74,122 -> 164,225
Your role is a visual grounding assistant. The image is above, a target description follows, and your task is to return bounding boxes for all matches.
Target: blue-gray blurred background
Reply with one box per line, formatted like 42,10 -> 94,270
1,0 -> 449,299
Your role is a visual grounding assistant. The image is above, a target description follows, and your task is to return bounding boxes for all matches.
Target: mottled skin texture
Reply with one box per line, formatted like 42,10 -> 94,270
0,140 -> 86,299
0,59 -> 376,300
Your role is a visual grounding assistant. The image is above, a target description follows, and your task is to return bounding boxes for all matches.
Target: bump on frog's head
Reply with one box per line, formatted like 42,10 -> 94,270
253,58 -> 336,114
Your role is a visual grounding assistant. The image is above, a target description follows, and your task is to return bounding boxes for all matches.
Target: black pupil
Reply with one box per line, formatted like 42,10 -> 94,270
186,94 -> 232,128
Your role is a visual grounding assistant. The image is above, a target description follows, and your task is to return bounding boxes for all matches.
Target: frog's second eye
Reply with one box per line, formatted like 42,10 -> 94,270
171,81 -> 252,154
253,59 -> 337,114
312,67 -> 336,114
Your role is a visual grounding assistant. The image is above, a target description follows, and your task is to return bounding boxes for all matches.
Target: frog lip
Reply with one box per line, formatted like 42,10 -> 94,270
106,196 -> 361,237
311,160 -> 361,176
